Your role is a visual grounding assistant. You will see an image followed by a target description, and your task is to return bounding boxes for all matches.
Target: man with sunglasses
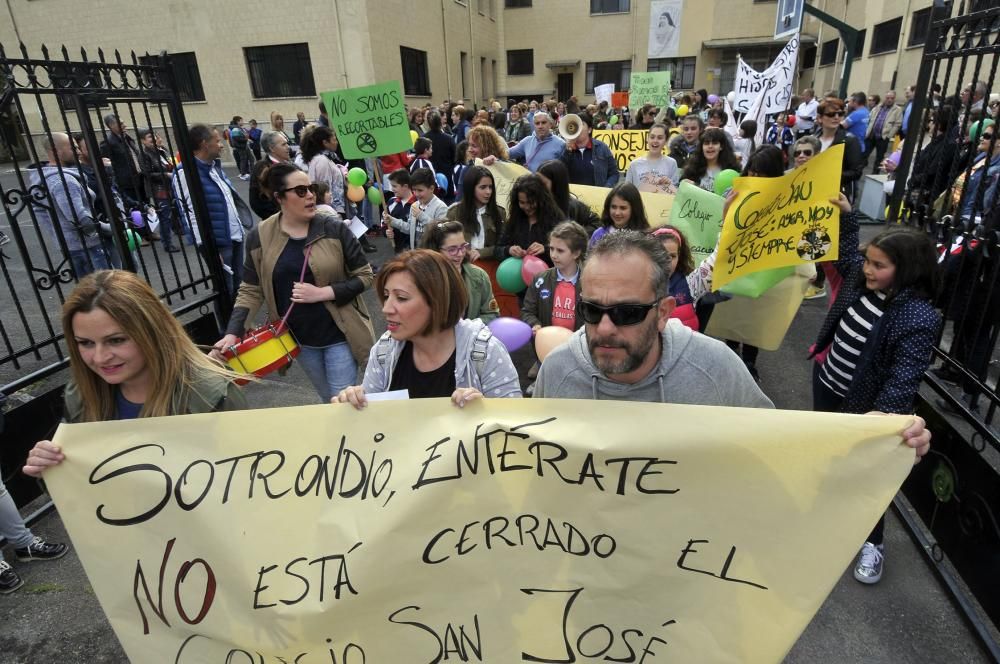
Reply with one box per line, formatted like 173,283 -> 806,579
533,231 -> 772,407
534,231 -> 933,462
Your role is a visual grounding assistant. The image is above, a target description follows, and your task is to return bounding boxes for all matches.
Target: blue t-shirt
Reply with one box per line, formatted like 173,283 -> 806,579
114,389 -> 142,419
843,107 -> 870,153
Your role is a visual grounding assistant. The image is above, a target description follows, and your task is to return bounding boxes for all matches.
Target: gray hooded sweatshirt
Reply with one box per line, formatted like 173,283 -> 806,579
534,319 -> 773,408
362,318 -> 522,398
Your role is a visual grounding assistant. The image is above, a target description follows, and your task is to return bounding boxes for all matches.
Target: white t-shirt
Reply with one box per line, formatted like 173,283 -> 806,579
796,99 -> 819,132
472,206 -> 487,249
625,155 -> 679,194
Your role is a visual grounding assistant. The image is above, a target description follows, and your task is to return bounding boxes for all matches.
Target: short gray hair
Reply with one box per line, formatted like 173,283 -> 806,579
260,131 -> 286,155
103,113 -> 119,128
533,111 -> 552,123
586,230 -> 671,299
794,135 -> 821,154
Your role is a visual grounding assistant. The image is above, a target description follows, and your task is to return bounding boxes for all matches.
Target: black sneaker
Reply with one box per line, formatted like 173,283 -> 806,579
0,561 -> 23,594
15,536 -> 69,562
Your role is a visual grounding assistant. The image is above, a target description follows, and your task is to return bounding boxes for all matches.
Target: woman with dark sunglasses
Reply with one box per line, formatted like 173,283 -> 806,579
213,163 -> 375,403
816,97 -> 865,202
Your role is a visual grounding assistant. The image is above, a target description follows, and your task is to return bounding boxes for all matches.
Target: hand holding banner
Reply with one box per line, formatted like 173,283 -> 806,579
714,144 -> 843,291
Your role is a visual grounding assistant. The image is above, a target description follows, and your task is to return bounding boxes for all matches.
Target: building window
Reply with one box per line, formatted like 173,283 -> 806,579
871,17 -> 903,55
400,46 -> 430,96
481,57 -> 488,99
819,39 -> 839,66
647,57 -> 696,90
800,44 -> 816,69
908,8 -> 932,47
851,29 -> 866,60
591,0 -> 629,14
505,0 -> 531,6
244,43 -> 315,98
460,51 -> 468,98
586,60 -> 631,94
138,52 -> 205,102
492,59 -> 498,98
507,49 -> 533,76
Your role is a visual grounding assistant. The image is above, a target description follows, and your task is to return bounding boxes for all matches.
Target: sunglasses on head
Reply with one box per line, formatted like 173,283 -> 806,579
823,111 -> 845,118
578,299 -> 660,326
794,149 -> 814,157
280,184 -> 320,198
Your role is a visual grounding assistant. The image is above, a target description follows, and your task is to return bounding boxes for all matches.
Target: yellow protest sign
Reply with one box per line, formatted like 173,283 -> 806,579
593,130 -> 647,172
714,144 -> 843,291
47,399 -> 915,662
482,160 -> 675,228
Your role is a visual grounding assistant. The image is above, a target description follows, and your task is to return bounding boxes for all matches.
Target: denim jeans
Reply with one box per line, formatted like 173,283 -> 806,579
218,241 -> 244,296
69,245 -> 110,278
0,476 -> 34,552
296,341 -> 357,403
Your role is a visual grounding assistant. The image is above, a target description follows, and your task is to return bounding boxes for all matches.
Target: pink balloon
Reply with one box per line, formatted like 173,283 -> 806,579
520,255 -> 548,285
487,317 -> 532,352
130,210 -> 145,227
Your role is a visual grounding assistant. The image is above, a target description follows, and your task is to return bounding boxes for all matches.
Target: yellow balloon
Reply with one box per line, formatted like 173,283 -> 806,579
534,326 -> 574,362
347,184 -> 365,203
676,104 -> 689,117
409,130 -> 419,145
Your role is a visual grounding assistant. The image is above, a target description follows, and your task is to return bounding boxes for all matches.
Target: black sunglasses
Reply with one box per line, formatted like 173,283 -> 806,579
823,111 -> 846,118
280,184 -> 320,198
578,299 -> 660,326
794,149 -> 814,157
981,132 -> 995,141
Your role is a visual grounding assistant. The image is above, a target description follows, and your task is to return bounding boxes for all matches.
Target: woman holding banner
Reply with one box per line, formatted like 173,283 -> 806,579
333,250 -> 521,408
537,160 -> 601,234
24,270 -> 247,475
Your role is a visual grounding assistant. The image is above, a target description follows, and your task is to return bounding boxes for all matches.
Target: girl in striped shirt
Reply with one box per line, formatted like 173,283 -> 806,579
811,200 -> 941,586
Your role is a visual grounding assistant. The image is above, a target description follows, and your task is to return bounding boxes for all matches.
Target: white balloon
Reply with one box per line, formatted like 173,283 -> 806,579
726,91 -> 736,104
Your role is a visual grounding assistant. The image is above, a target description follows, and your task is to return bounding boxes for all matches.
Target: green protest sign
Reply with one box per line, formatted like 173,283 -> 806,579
669,180 -> 723,264
628,71 -> 671,112
321,81 -> 410,160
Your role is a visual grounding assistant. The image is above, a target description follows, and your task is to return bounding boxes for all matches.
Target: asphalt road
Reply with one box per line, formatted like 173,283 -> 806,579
0,165 -> 994,663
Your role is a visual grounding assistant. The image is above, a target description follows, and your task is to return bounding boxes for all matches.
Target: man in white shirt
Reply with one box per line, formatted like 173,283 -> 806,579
795,88 -> 819,138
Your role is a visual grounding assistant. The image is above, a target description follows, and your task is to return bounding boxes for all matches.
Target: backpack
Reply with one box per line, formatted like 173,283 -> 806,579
374,326 -> 492,383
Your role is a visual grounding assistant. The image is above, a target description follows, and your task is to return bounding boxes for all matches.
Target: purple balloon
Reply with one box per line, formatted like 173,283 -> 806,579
707,94 -> 720,104
887,151 -> 901,167
130,210 -> 145,227
487,317 -> 532,352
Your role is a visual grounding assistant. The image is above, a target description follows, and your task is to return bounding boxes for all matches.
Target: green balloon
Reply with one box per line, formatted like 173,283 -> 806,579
125,228 -> 139,252
496,257 -> 527,293
347,167 -> 367,187
713,169 -> 740,196
609,114 -> 619,125
367,187 -> 383,205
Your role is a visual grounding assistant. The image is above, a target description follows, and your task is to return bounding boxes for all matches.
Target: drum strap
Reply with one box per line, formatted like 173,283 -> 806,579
278,244 -> 313,331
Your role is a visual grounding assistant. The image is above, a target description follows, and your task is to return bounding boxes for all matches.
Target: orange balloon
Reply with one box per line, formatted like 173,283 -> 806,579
534,326 -> 574,362
347,184 -> 365,203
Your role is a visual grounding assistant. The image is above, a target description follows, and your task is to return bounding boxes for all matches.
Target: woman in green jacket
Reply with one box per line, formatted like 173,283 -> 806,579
24,270 -> 246,476
422,220 -> 499,324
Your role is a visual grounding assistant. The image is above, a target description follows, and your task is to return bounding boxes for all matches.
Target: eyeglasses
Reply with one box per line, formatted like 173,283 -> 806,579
981,133 -> 995,141
443,243 -> 471,255
280,184 -> 320,198
823,111 -> 846,118
577,299 -> 660,326
793,149 -> 814,157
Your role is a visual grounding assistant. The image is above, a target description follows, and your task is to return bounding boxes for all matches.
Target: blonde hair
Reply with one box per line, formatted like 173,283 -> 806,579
466,125 -> 509,160
269,111 -> 284,129
62,270 -> 237,422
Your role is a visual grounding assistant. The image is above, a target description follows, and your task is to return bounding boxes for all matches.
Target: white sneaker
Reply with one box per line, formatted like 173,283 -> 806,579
239,174 -> 250,181
853,542 -> 884,584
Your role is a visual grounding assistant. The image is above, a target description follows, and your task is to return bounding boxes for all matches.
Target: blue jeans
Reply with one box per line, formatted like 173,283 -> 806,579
296,341 -> 357,403
69,245 -> 110,278
218,241 -> 244,296
0,476 -> 35,553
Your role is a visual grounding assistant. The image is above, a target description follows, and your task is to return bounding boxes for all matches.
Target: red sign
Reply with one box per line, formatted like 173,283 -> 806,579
611,92 -> 630,108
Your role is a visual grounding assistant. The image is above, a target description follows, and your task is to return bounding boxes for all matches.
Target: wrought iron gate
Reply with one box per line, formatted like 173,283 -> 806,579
887,1 -> 1000,657
0,45 -> 231,514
